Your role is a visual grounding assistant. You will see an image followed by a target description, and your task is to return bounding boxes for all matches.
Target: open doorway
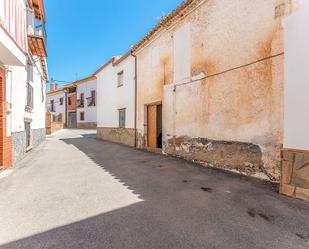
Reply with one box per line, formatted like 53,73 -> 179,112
147,104 -> 162,149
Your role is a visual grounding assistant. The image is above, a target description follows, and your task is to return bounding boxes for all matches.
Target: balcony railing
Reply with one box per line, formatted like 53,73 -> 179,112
27,10 -> 47,57
77,99 -> 84,108
87,97 -> 96,107
27,26 -> 47,57
46,105 -> 55,112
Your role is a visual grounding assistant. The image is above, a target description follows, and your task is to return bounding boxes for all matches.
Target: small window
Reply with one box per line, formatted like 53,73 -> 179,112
117,71 -> 124,87
79,93 -> 84,107
118,108 -> 126,128
59,97 -> 63,105
51,100 -> 55,112
91,90 -> 96,106
80,111 -> 85,121
27,63 -> 33,82
68,96 -> 72,105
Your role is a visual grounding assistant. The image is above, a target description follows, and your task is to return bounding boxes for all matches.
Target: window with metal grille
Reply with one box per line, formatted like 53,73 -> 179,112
27,83 -> 34,108
118,108 -> 126,128
87,90 -> 96,106
117,71 -> 124,87
79,93 -> 84,107
50,100 -> 55,112
27,63 -> 33,83
80,111 -> 85,121
59,97 -> 63,105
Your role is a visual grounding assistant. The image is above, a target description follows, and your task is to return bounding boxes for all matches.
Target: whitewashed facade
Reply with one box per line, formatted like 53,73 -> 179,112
0,0 -> 48,167
75,76 -> 97,129
284,0 -> 309,150
280,0 -> 309,200
96,52 -> 136,146
46,86 -> 66,124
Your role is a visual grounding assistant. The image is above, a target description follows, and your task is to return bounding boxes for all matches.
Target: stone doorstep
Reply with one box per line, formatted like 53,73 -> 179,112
145,147 -> 163,155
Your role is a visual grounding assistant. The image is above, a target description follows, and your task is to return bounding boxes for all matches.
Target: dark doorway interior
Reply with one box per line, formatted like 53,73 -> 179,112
157,104 -> 162,149
147,104 -> 162,149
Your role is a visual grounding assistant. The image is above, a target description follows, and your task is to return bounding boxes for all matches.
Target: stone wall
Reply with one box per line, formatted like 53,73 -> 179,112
32,128 -> 45,148
46,123 -> 63,135
163,136 -> 271,178
46,112 -> 64,135
77,122 -> 97,129
281,149 -> 309,201
97,127 -> 135,147
12,131 -> 26,165
12,128 -> 46,165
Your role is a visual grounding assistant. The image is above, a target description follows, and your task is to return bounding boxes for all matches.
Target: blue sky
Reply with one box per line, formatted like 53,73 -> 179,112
45,0 -> 183,86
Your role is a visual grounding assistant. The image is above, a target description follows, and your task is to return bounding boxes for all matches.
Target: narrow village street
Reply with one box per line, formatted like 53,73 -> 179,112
0,129 -> 308,249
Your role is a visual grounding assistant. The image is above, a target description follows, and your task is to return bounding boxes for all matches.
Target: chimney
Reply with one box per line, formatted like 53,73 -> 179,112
55,83 -> 59,91
50,83 -> 55,92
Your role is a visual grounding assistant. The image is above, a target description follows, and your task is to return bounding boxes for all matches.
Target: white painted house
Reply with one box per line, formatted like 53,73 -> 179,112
0,0 -> 48,167
284,0 -> 309,151
75,76 -> 97,129
95,52 -> 136,146
280,0 -> 309,200
46,84 -> 66,124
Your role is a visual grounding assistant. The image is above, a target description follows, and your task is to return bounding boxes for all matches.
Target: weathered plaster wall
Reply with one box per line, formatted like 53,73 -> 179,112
136,0 -> 297,180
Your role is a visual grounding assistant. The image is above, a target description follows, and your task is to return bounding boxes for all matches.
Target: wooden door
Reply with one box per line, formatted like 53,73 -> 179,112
147,105 -> 157,148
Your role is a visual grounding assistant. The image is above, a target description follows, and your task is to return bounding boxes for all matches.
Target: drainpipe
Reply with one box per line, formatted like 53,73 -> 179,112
132,52 -> 137,148
65,90 -> 68,128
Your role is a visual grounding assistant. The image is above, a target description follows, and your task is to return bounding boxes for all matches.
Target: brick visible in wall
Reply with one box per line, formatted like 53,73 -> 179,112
32,128 -> 46,148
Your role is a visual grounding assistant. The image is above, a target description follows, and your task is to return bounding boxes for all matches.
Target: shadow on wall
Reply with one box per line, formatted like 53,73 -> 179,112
1,135 -> 309,249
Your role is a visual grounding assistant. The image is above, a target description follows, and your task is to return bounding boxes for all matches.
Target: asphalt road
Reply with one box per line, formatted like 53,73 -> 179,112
0,129 -> 308,249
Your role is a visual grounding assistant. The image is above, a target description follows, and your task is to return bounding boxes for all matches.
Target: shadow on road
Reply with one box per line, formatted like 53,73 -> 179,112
1,134 -> 308,249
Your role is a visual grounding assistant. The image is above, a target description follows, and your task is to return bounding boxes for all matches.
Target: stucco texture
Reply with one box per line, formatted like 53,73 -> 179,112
135,0 -> 295,181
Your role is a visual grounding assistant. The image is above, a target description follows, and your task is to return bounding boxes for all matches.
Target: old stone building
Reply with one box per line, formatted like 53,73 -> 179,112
132,0 -> 299,182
